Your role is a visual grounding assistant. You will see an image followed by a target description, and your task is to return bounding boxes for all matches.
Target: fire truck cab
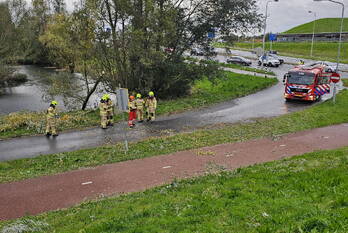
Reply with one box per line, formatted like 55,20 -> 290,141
283,65 -> 332,102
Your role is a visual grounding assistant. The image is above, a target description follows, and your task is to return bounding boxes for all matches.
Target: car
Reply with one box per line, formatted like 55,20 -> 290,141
267,54 -> 284,64
304,61 -> 337,73
258,55 -> 280,67
190,47 -> 217,56
190,48 -> 204,56
164,47 -> 174,53
226,56 -> 252,66
268,50 -> 278,54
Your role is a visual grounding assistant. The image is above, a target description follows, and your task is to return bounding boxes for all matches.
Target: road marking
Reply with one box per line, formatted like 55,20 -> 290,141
82,181 -> 93,185
162,166 -> 172,169
279,144 -> 286,147
323,136 -> 330,139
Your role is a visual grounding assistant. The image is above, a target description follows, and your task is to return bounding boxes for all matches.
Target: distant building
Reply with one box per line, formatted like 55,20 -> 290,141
277,32 -> 348,42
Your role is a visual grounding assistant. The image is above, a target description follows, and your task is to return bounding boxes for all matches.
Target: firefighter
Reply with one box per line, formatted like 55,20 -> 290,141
145,91 -> 157,122
128,95 -> 137,128
106,94 -> 114,126
99,95 -> 108,129
45,100 -> 59,137
135,93 -> 145,122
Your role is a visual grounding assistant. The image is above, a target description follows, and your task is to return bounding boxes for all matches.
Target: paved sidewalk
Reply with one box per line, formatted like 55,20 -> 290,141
1,124 -> 348,220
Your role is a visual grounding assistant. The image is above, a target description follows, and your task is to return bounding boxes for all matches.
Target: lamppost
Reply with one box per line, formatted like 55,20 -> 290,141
308,10 -> 317,57
314,0 -> 345,104
313,0 -> 345,71
262,0 -> 279,54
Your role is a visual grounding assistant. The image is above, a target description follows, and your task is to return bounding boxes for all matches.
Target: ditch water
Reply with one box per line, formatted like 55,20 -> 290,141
0,65 -> 103,115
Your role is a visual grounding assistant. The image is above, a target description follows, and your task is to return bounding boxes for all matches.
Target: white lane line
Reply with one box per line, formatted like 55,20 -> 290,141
82,181 -> 93,185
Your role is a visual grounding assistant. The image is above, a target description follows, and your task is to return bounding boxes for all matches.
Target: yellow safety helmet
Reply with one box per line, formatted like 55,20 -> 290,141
51,100 -> 58,105
149,91 -> 154,97
102,94 -> 110,100
136,93 -> 141,98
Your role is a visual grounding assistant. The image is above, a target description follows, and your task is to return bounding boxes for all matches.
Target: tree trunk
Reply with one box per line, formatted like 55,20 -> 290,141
81,78 -> 101,110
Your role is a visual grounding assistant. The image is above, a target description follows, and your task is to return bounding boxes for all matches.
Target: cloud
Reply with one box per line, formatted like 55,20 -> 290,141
258,0 -> 347,33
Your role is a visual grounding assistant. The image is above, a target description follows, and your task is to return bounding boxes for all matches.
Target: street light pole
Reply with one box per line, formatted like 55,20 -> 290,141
314,0 -> 345,105
313,0 -> 345,71
308,11 -> 317,57
262,0 -> 279,54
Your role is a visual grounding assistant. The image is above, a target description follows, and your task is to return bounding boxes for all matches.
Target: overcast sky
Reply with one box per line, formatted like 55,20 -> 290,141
258,0 -> 347,33
4,0 -> 347,33
63,0 -> 348,33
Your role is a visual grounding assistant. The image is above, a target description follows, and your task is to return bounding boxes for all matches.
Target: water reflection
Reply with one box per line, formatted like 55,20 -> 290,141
0,65 -> 103,115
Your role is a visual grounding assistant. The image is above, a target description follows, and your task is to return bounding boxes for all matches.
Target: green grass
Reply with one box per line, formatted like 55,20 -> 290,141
284,18 -> 348,34
342,79 -> 348,87
231,42 -> 348,64
1,147 -> 348,232
220,62 -> 275,75
1,88 -> 348,184
0,71 -> 276,139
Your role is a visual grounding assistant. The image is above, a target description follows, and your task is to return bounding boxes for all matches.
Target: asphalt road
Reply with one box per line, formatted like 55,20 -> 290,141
0,51 -> 344,161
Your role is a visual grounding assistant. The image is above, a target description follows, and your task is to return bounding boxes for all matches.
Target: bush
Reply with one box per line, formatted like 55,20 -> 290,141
8,73 -> 28,84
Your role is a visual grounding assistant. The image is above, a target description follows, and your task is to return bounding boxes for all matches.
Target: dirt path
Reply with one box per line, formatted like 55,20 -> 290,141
1,124 -> 348,221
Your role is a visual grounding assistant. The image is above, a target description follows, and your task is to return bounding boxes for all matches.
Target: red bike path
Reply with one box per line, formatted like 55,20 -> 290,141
1,124 -> 348,221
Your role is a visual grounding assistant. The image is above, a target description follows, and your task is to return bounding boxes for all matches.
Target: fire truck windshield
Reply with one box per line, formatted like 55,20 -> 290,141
288,72 -> 315,85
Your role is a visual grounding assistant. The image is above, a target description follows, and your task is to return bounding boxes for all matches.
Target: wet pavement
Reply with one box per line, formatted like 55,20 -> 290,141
0,51 -> 345,161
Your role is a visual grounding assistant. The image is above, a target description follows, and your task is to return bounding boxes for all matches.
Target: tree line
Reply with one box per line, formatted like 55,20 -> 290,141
0,0 -> 261,109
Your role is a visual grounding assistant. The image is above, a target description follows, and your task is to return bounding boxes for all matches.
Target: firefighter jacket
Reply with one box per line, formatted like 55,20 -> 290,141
99,101 -> 108,115
46,106 -> 57,119
135,98 -> 145,110
106,100 -> 114,115
146,97 -> 157,112
128,100 -> 137,111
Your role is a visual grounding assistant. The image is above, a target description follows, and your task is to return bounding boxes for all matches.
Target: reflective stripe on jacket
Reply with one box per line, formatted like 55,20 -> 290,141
135,99 -> 145,110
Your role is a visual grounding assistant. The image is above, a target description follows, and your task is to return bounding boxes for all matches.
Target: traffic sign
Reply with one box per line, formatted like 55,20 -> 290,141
331,73 -> 340,83
269,33 -> 277,41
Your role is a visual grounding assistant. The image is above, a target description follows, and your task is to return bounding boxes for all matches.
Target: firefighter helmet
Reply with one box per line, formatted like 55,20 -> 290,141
149,91 -> 154,97
136,93 -> 141,98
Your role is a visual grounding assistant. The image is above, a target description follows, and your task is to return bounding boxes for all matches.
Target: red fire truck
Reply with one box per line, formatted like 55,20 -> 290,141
283,65 -> 332,102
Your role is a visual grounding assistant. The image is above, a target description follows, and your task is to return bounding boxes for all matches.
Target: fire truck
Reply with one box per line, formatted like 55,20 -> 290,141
283,65 -> 332,102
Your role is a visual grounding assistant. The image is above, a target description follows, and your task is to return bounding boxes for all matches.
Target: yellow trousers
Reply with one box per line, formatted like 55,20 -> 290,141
100,114 -> 107,128
137,109 -> 144,121
46,118 -> 57,135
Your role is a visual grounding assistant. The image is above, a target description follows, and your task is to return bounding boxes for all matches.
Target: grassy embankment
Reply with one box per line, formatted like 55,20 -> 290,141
284,18 -> 348,34
186,57 -> 275,76
1,86 -> 348,183
214,18 -> 348,64
214,41 -> 348,64
0,71 -> 277,139
1,147 -> 348,232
